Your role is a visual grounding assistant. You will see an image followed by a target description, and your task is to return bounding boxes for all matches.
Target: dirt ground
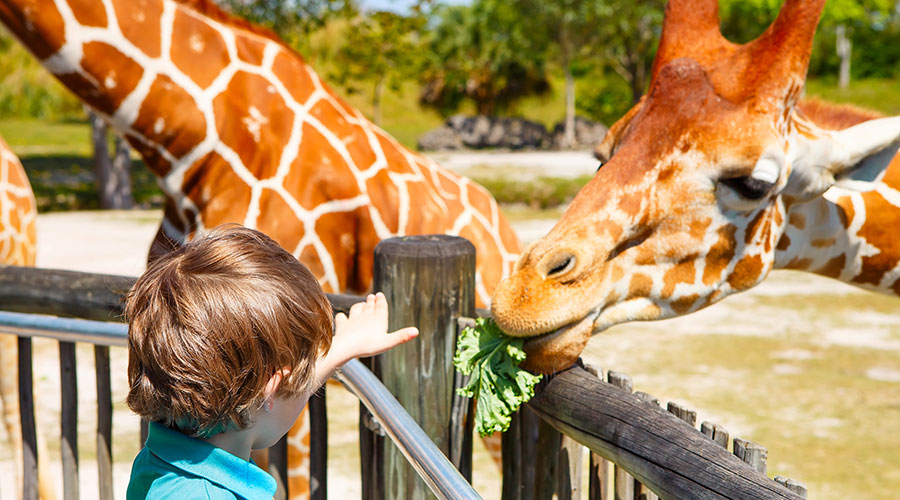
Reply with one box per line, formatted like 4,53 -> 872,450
4,191 -> 900,499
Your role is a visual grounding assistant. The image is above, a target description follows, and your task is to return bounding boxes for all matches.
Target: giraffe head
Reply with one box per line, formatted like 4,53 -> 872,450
491,0 -> 900,373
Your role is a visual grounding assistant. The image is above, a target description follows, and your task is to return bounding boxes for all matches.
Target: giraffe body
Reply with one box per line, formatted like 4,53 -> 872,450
0,0 -> 520,496
491,0 -> 900,374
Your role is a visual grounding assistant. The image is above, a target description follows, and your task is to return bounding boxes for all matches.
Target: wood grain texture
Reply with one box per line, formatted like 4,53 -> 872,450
60,342 -> 79,500
372,235 -> 476,500
18,336 -> 37,500
0,265 -> 362,320
94,346 -> 113,500
527,365 -> 804,500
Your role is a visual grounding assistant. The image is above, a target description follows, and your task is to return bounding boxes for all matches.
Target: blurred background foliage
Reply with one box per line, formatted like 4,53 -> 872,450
4,0 -> 900,211
3,0 -> 900,130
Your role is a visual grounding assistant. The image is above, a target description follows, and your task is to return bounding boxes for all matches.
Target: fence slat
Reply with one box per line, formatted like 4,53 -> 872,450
95,346 -> 113,500
372,235 -> 476,500
606,371 -> 634,500
309,386 -> 327,500
584,366 -> 608,500
527,365 -> 805,500
18,336 -> 37,500
60,341 -> 79,500
733,438 -> 767,475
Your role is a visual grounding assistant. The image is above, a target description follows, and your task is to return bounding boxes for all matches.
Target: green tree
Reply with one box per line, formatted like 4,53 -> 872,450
600,0 -> 665,103
330,10 -> 425,126
419,1 -> 549,116
519,0 -> 610,147
217,0 -> 355,53
720,0 -> 893,86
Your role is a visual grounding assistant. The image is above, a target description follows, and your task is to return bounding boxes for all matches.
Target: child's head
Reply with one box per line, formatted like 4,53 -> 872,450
125,224 -> 333,438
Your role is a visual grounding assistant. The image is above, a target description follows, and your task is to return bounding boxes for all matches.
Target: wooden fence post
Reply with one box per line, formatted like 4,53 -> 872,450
361,235 -> 476,500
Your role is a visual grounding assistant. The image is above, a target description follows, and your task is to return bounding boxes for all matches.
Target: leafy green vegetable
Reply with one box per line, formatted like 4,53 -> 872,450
453,317 -> 543,436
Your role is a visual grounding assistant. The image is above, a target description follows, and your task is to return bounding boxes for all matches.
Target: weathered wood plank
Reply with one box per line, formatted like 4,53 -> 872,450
309,386 -> 327,500
60,342 -> 79,500
733,438 -> 767,475
666,402 -> 697,428
527,365 -> 805,500
584,366 -> 608,500
0,265 -> 363,321
94,346 -> 113,500
372,235 -> 476,500
774,476 -> 808,499
607,371 -> 634,500
18,336 -> 37,500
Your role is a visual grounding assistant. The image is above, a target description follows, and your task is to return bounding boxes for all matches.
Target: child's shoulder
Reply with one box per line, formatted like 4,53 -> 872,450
128,446 -> 240,500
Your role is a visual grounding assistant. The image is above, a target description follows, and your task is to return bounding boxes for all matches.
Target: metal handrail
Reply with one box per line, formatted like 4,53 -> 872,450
337,359 -> 482,500
0,310 -> 127,346
0,310 -> 481,500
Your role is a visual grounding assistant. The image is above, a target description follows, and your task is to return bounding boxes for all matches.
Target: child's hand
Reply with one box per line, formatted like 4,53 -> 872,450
316,293 -> 418,384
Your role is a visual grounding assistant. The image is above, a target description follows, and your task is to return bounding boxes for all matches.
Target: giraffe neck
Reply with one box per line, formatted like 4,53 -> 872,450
0,0 -> 521,302
775,175 -> 900,296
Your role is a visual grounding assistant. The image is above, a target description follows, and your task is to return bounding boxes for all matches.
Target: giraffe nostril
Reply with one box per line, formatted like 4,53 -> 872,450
546,255 -> 576,278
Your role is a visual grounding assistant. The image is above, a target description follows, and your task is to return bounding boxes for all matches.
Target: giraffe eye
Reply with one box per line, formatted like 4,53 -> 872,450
721,175 -> 774,200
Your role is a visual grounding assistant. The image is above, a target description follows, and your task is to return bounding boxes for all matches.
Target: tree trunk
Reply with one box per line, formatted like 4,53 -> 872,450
836,24 -> 851,89
89,111 -> 133,209
564,65 -> 576,149
373,78 -> 385,127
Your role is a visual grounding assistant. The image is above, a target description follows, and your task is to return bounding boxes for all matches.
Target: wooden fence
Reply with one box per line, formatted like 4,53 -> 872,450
0,235 -> 808,500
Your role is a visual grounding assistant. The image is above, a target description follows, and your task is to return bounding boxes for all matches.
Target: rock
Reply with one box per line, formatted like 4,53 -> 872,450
551,117 -> 609,150
417,126 -> 463,151
418,115 -> 552,151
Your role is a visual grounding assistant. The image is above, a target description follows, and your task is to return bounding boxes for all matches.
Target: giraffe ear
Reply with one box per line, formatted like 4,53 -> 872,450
786,116 -> 900,199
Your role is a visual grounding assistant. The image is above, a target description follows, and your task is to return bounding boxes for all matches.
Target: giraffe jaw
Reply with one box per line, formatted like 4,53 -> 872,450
521,309 -> 599,374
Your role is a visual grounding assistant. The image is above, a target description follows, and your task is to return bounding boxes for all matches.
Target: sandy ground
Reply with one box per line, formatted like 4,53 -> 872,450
4,149 -> 899,498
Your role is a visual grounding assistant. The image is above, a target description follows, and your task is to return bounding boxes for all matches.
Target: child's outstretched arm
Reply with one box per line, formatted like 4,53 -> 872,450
315,292 -> 418,386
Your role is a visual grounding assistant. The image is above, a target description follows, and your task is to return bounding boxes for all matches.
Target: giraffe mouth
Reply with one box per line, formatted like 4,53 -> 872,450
521,310 -> 599,373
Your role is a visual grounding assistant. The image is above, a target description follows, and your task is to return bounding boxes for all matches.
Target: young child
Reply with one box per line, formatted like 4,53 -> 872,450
125,224 -> 418,499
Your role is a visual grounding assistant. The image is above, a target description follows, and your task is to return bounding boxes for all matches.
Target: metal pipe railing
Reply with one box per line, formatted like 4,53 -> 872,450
336,359 -> 482,500
0,310 -> 481,500
0,310 -> 127,346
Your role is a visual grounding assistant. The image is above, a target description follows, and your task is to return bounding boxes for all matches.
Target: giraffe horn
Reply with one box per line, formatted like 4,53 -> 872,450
650,0 -> 733,86
745,0 -> 826,100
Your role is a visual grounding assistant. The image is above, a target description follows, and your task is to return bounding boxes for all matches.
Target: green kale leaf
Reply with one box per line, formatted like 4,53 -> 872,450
453,317 -> 543,436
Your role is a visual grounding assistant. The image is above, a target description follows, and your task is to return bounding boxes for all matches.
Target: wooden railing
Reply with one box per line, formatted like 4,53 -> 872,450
1,235 -> 810,500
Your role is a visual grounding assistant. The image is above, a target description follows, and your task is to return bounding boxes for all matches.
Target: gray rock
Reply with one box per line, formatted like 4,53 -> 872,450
417,126 -> 463,151
551,116 -> 609,150
419,115 -> 552,150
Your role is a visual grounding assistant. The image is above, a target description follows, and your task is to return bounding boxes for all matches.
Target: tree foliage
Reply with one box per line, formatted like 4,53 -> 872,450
419,1 -> 550,116
330,10 -> 426,125
217,0 -> 355,51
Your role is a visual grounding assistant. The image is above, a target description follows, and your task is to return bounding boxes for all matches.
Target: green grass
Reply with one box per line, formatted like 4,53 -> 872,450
806,77 -> 900,115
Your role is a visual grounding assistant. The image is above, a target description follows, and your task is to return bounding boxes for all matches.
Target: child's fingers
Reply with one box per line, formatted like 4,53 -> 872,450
348,300 -> 365,317
365,293 -> 377,313
374,292 -> 388,317
392,327 -> 419,343
334,312 -> 347,331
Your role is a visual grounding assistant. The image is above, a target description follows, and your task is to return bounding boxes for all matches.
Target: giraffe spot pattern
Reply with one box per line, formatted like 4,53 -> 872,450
213,71 -> 294,180
234,33 -> 265,65
81,42 -> 144,113
133,74 -> 207,158
0,0 -> 65,59
255,188 -> 305,252
0,138 -> 37,267
182,151 -> 252,227
67,0 -> 107,27
284,123 -> 359,212
171,9 -> 229,88
112,0 -> 163,58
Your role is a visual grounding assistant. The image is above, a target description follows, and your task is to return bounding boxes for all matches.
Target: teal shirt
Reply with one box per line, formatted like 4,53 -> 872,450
127,422 -> 277,500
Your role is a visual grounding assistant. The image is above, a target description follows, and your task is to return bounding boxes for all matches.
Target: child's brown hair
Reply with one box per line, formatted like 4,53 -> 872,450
125,225 -> 333,438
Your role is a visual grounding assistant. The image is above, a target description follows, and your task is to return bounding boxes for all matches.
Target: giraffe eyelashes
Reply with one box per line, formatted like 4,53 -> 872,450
721,175 -> 775,200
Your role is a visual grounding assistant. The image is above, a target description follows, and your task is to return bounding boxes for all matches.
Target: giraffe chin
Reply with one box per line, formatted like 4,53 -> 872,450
521,314 -> 595,374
